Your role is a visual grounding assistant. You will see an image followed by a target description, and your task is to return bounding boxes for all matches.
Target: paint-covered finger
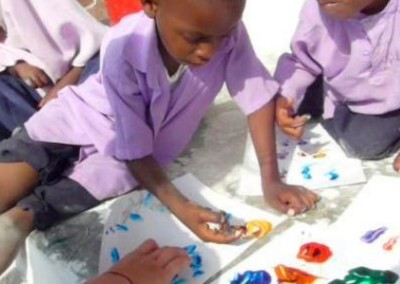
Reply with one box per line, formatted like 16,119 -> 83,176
280,193 -> 304,215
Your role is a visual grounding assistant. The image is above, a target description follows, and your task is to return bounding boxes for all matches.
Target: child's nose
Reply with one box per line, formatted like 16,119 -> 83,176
195,41 -> 217,63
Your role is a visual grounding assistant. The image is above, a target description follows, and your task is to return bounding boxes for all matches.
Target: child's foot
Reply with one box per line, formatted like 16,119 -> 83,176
393,152 -> 400,172
0,207 -> 34,275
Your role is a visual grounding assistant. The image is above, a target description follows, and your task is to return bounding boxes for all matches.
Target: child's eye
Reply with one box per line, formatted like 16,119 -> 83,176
183,35 -> 204,45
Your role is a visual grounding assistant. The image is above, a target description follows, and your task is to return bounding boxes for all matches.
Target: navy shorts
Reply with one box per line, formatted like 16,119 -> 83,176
0,128 -> 99,230
299,76 -> 400,160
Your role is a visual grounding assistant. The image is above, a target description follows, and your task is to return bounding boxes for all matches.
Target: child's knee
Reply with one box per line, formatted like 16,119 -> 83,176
338,138 -> 396,160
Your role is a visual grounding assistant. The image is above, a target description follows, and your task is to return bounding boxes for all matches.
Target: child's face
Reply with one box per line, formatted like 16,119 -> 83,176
142,0 -> 245,69
317,0 -> 386,20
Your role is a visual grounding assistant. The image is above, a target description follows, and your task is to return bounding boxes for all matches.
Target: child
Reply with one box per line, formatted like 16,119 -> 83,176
0,0 -> 107,140
275,0 -> 400,169
0,0 -> 319,273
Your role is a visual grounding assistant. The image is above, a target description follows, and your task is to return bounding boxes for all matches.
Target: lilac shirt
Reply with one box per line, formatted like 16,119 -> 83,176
275,0 -> 400,118
25,13 -> 278,200
0,0 -> 107,84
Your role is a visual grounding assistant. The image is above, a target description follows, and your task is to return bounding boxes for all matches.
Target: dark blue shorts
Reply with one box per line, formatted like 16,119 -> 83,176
0,128 -> 99,230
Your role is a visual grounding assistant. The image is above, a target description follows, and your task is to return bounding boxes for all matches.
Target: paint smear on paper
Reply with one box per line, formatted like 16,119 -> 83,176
361,227 -> 387,243
275,265 -> 317,284
110,247 -> 120,264
329,266 -> 399,284
383,236 -> 399,251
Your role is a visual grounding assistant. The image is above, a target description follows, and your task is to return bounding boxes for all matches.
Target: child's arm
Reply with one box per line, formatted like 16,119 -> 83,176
38,66 -> 83,108
6,61 -> 51,88
274,0 -> 323,139
127,156 -> 241,243
247,99 -> 319,215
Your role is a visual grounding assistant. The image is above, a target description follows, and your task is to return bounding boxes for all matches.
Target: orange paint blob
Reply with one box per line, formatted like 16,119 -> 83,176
275,265 -> 317,284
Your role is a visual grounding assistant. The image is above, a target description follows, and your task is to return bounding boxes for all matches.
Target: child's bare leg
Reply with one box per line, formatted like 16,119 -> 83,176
0,206 -> 34,274
393,152 -> 400,172
0,162 -> 39,213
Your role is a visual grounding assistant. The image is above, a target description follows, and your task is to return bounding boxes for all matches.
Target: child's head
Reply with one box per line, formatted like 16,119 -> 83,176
317,0 -> 389,20
141,0 -> 245,70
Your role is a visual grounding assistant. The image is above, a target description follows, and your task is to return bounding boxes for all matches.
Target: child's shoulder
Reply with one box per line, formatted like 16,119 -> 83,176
101,12 -> 156,68
297,0 -> 338,34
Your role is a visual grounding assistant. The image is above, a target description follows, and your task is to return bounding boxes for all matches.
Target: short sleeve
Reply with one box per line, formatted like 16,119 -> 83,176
101,37 -> 154,161
274,0 -> 323,110
225,22 -> 279,115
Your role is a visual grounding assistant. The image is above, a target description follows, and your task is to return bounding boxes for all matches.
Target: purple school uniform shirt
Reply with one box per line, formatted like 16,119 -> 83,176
0,0 -> 107,84
275,0 -> 400,118
25,13 -> 278,200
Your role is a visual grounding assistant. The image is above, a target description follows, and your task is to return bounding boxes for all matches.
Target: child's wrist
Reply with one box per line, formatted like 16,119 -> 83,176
105,271 -> 134,284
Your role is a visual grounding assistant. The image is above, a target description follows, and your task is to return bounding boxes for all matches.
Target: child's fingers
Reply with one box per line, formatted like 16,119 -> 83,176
154,247 -> 189,268
198,207 -> 222,224
163,255 -> 191,280
200,228 -> 241,244
292,114 -> 311,128
135,239 -> 160,256
282,125 -> 304,140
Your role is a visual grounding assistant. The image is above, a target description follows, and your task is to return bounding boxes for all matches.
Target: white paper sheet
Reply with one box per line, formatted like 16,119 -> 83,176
215,223 -> 351,283
222,176 -> 400,283
98,174 -> 286,283
238,123 -> 366,196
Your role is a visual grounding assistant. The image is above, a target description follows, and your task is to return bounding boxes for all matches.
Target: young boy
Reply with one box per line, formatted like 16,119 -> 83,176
275,0 -> 400,169
0,0 -> 318,273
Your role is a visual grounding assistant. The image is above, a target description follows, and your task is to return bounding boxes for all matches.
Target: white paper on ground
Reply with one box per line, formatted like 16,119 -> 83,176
238,123 -> 366,196
327,175 -> 400,276
98,174 -> 286,283
215,222 -> 353,283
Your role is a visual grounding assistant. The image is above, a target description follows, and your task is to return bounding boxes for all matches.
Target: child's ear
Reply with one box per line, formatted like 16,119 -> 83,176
141,0 -> 159,18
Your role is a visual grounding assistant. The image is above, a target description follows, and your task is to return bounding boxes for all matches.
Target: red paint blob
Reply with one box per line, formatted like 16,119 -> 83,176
297,242 -> 332,263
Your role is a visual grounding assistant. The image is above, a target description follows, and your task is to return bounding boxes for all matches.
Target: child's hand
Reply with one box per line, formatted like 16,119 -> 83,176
264,182 -> 319,216
8,62 -> 51,89
38,86 -> 60,108
91,239 -> 190,284
174,202 -> 241,244
276,96 -> 310,139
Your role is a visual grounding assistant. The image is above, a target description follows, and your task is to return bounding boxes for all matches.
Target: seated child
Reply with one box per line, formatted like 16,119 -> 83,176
0,0 -> 319,274
0,0 -> 107,140
275,0 -> 400,169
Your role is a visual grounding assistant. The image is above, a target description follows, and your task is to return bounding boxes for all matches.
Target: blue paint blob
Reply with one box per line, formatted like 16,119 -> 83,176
327,171 -> 339,181
184,245 -> 197,255
192,269 -> 205,278
301,166 -> 312,180
115,224 -> 129,232
110,247 -> 120,264
361,227 -> 387,243
129,212 -> 144,222
171,275 -> 187,284
190,255 -> 202,269
231,270 -> 272,284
